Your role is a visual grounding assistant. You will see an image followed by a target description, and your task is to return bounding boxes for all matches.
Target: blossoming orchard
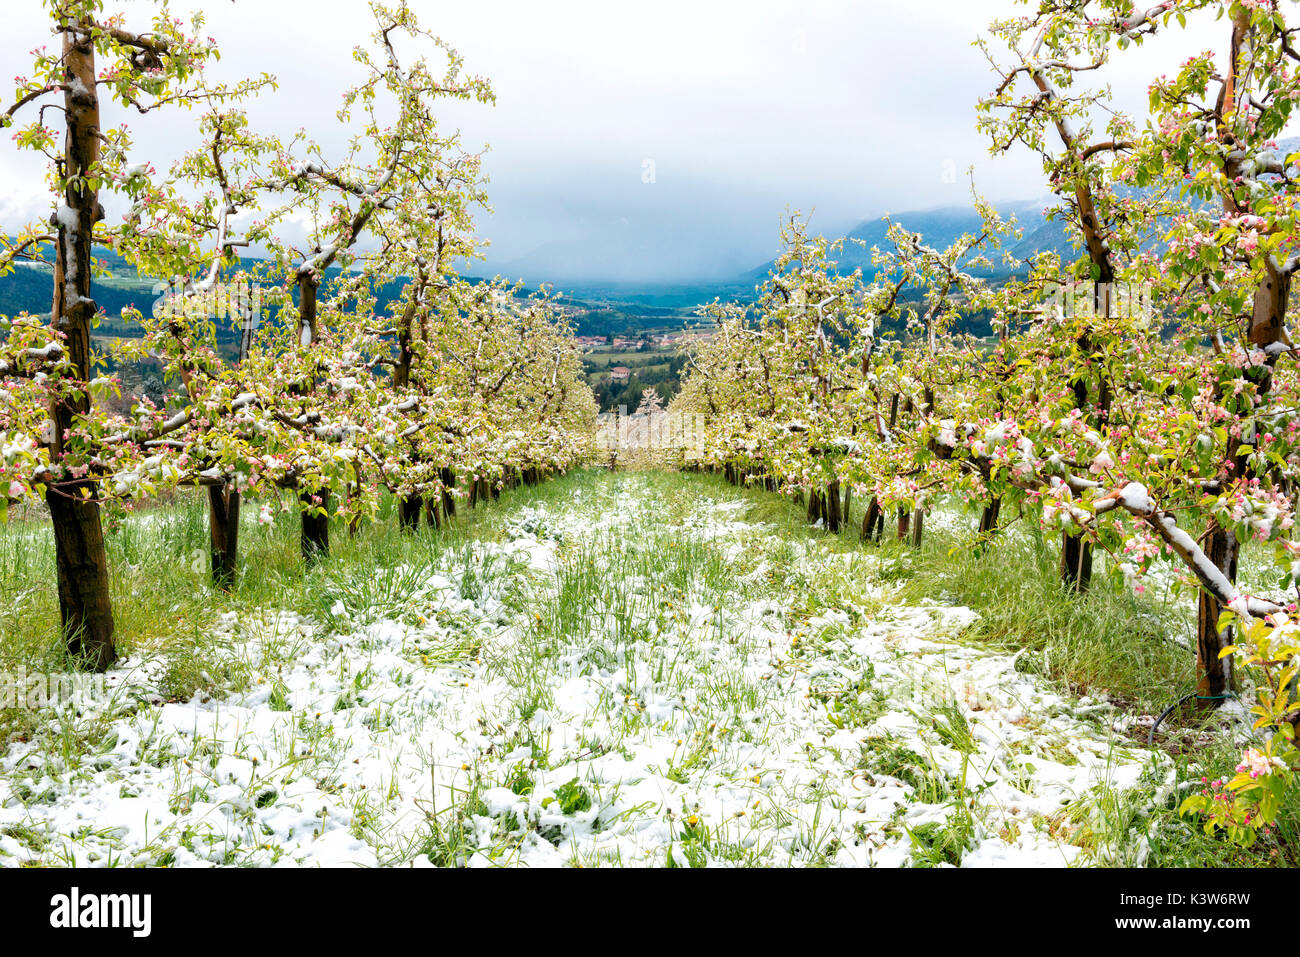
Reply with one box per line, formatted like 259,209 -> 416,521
670,0 -> 1300,845
4,0 -> 1300,873
0,4 -> 594,664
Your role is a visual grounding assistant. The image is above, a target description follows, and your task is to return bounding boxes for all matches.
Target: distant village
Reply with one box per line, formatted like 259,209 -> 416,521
575,328 -> 714,412
572,330 -> 716,351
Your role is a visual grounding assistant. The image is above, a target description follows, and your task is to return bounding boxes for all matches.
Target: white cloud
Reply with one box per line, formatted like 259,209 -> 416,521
0,0 -> 1242,282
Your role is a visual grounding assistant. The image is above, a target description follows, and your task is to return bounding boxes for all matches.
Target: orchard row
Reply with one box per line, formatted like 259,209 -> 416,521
669,0 -> 1300,845
0,3 -> 596,670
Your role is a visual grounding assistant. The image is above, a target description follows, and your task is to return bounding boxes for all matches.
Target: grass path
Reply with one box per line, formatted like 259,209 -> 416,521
0,470 -> 1207,866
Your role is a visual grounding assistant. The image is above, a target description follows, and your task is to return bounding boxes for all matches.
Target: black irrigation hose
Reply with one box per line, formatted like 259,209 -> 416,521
1147,692 -> 1237,748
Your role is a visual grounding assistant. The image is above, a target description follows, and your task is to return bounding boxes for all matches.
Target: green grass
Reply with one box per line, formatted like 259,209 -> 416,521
751,482 -> 1300,867
657,471 -> 1300,867
869,511 -> 1196,714
0,478 -> 528,747
1,467 -> 1297,867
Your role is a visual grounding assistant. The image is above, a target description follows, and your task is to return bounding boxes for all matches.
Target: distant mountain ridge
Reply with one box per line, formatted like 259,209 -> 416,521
0,198 -> 1121,335
13,143 -> 1299,335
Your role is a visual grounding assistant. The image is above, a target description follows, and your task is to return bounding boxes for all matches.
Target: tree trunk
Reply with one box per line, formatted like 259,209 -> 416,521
207,283 -> 254,592
345,464 -> 363,538
978,498 -> 1001,536
1186,251 -> 1289,695
298,273 -> 320,351
1060,378 -> 1096,593
897,507 -> 911,541
399,495 -> 422,533
425,496 -> 441,529
441,469 -> 456,519
911,508 -> 924,548
208,485 -> 240,591
1195,524 -> 1239,699
825,480 -> 841,532
863,497 -> 883,542
393,288 -> 419,389
47,27 -> 114,669
47,482 -> 115,670
1060,533 -> 1092,593
301,491 -> 329,563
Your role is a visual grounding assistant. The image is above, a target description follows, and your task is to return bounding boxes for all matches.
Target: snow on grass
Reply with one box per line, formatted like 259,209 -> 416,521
0,474 -> 1168,867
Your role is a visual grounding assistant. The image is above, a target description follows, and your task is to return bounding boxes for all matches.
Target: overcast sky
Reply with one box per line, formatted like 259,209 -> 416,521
0,0 -> 1227,283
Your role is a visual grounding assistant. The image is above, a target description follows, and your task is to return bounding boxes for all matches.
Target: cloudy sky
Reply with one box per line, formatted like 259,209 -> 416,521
0,0 -> 1225,284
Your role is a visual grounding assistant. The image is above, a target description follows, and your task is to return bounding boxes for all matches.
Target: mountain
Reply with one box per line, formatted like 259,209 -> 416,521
15,149 -> 1291,340
0,199 -> 1105,342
